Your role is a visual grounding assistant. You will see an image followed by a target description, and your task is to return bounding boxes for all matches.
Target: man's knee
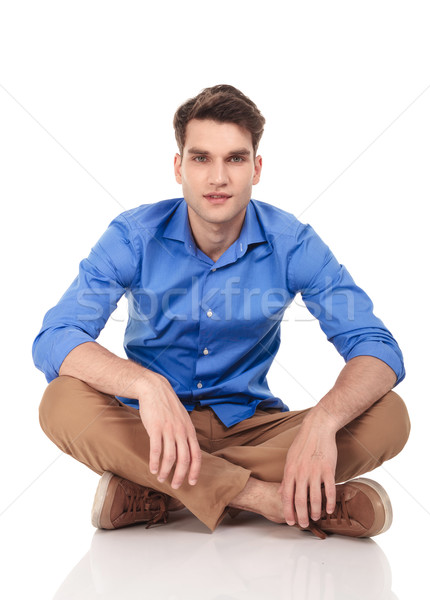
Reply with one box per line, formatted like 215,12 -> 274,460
375,389 -> 411,457
351,389 -> 411,463
40,376 -> 72,439
335,389 -> 410,481
39,375 -> 100,445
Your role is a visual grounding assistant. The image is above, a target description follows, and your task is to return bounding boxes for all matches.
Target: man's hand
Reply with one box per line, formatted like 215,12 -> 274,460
279,412 -> 338,529
138,372 -> 202,490
58,341 -> 202,490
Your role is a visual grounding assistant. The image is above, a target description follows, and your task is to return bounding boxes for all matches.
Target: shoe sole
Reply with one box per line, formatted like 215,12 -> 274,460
91,471 -> 115,529
352,477 -> 393,536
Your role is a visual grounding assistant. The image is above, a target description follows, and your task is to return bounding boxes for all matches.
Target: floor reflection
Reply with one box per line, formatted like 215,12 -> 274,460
53,510 -> 398,599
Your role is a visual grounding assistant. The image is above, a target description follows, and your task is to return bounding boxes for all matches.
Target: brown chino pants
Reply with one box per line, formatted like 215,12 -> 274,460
39,375 -> 410,531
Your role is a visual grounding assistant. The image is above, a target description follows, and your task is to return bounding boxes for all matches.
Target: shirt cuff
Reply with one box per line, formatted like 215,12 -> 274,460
345,341 -> 405,386
39,327 -> 95,383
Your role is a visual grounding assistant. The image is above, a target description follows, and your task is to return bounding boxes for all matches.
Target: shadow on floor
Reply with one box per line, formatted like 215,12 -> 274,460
53,510 -> 398,599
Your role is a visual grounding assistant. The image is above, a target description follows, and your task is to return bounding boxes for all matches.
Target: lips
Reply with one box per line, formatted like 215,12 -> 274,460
203,193 -> 232,204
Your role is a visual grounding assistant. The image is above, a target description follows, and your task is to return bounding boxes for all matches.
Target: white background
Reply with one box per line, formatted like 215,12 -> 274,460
0,1 -> 428,598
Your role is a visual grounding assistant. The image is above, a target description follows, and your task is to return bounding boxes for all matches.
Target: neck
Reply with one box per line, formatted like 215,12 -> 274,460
187,209 -> 246,262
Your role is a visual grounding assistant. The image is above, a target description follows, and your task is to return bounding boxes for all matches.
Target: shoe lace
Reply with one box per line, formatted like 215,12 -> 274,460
305,492 -> 352,540
126,487 -> 169,529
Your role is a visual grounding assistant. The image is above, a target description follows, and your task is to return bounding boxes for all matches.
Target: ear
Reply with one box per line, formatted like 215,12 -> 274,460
174,153 -> 182,184
253,155 -> 263,185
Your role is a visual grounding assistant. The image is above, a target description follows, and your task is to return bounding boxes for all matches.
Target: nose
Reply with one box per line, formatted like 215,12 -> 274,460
208,159 -> 228,186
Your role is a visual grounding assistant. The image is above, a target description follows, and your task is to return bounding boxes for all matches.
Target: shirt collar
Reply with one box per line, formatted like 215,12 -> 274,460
162,198 -> 268,261
237,199 -> 267,253
163,198 -> 197,254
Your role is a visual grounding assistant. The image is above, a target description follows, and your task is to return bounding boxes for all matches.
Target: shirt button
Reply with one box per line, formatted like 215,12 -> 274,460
211,268 -> 216,272
203,348 -> 209,355
206,310 -> 213,318
197,382 -> 203,389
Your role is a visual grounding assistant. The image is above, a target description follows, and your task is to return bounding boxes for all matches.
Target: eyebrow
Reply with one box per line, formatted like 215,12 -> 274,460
186,147 -> 251,156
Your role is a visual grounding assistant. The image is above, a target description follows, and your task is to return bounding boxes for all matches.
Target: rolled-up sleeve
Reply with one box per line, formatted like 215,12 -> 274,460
32,215 -> 139,382
288,223 -> 405,385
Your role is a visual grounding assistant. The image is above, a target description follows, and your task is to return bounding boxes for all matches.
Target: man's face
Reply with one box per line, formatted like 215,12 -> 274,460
174,119 -> 262,230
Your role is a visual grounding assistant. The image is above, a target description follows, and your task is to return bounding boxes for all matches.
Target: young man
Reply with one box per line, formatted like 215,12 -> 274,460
33,84 -> 410,539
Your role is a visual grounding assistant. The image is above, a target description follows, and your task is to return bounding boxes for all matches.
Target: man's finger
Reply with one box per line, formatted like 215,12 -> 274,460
187,435 -> 202,485
149,429 -> 162,475
294,479 -> 310,528
157,433 -> 176,483
280,478 -> 296,525
309,478 -> 322,521
323,473 -> 337,515
171,438 -> 191,489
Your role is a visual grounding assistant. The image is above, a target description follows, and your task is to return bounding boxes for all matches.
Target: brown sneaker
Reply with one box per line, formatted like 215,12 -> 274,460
305,478 -> 393,540
91,472 -> 184,530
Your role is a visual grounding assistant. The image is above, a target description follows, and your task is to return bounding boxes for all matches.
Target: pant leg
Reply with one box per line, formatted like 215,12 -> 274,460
334,390 -> 411,482
211,390 -> 411,483
39,375 -> 250,531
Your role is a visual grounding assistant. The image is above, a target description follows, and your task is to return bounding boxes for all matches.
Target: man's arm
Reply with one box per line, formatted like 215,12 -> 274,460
59,341 -> 202,489
279,355 -> 397,528
33,215 -> 201,489
281,221 -> 405,527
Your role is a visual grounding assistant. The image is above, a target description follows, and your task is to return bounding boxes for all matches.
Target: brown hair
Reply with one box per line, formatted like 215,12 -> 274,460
173,84 -> 265,156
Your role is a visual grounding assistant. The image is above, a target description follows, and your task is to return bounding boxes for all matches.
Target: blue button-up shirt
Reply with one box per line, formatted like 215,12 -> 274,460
32,198 -> 405,427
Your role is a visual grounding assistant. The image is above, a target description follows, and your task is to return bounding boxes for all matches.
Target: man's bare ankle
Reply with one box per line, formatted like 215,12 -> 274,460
229,477 -> 285,523
229,477 -> 260,510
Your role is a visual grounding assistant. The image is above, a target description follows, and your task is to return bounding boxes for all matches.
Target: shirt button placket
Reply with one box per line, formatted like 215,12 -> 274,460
196,270 -> 216,394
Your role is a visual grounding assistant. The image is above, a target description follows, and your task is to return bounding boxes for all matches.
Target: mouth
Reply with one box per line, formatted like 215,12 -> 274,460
203,193 -> 232,204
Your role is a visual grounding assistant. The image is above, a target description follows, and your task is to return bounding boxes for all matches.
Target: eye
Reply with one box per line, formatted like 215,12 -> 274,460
229,156 -> 245,163
193,155 -> 208,163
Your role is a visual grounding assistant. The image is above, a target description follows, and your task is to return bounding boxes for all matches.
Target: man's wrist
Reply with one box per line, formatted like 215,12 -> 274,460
132,367 -> 168,401
302,398 -> 344,434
